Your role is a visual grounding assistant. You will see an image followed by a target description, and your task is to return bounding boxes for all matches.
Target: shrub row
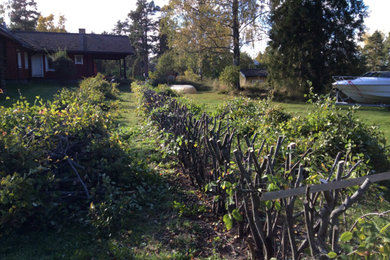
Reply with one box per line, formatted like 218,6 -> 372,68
135,83 -> 390,259
0,74 -> 149,235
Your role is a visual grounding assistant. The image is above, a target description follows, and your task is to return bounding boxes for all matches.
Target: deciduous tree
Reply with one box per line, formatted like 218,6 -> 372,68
165,0 -> 267,90
36,14 -> 66,32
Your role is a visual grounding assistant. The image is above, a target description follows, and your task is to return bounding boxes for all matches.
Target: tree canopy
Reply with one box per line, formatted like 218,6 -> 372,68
8,0 -> 40,31
362,31 -> 388,71
114,0 -> 160,78
36,14 -> 66,32
162,0 -> 267,89
267,0 -> 367,96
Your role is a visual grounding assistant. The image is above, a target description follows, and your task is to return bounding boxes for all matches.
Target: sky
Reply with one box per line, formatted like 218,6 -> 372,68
1,0 -> 389,53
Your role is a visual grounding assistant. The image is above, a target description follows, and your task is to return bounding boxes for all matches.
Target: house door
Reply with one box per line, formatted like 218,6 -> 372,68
31,55 -> 43,77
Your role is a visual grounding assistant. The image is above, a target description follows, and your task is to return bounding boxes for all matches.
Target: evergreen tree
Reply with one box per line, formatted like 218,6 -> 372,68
112,0 -> 160,78
268,0 -> 367,96
0,4 -> 5,25
128,0 -> 160,78
8,0 -> 40,31
384,33 -> 390,70
362,31 -> 386,71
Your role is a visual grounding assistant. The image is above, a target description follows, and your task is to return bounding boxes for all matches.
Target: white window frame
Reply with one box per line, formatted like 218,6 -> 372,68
74,55 -> 84,65
24,52 -> 29,69
45,55 -> 55,72
17,52 -> 22,69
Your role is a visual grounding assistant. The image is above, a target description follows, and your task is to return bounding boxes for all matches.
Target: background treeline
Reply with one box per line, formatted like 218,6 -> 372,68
106,0 -> 389,99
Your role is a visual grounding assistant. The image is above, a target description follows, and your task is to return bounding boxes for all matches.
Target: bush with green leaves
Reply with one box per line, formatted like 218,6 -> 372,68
219,65 -> 239,90
280,94 -> 389,172
149,51 -> 177,85
48,49 -> 76,81
0,75 -> 147,235
134,84 -> 386,258
215,97 -> 291,137
337,212 -> 390,259
214,94 -> 388,173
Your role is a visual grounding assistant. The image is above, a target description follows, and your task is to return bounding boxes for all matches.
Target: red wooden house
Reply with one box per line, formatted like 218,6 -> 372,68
0,26 -> 134,84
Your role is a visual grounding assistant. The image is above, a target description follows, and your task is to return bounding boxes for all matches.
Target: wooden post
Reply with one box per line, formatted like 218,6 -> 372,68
118,59 -> 122,78
0,39 -> 5,91
123,58 -> 127,79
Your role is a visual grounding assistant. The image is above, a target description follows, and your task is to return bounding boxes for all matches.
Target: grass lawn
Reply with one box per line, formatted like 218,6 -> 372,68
0,82 -> 76,107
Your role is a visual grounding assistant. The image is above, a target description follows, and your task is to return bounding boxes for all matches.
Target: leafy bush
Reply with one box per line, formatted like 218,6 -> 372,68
48,50 -> 76,81
219,65 -> 239,90
135,84 -> 384,258
281,94 -> 389,172
0,75 -> 145,235
150,51 -> 177,85
214,94 -> 388,173
216,97 -> 291,137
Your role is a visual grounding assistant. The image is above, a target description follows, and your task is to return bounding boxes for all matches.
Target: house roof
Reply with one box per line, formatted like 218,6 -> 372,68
0,25 -> 30,48
240,69 -> 268,78
11,31 -> 134,56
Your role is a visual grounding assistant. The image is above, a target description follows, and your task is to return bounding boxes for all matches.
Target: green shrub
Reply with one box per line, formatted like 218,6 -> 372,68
281,95 -> 389,172
0,75 -> 143,235
219,65 -> 239,90
215,94 -> 388,172
216,97 -> 291,137
150,51 -> 177,85
48,50 -> 76,81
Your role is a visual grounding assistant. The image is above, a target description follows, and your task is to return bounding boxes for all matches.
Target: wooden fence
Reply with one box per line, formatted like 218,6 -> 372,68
261,171 -> 390,201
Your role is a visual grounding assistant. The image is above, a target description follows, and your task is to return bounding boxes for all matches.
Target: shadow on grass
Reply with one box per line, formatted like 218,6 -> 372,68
0,82 -> 76,107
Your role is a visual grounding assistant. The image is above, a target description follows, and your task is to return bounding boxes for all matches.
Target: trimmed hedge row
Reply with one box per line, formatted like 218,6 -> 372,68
135,83 -> 389,259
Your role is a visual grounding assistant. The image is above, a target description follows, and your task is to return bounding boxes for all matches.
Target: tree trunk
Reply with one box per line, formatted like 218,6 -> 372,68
143,29 -> 149,78
232,0 -> 241,90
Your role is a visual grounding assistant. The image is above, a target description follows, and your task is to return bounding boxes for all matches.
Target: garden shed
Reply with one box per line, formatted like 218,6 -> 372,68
240,68 -> 268,85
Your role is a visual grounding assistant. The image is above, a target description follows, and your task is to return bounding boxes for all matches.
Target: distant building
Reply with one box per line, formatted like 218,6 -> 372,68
0,25 -> 134,83
240,69 -> 268,86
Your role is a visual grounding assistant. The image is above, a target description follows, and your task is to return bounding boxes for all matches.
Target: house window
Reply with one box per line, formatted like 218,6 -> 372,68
45,55 -> 55,72
17,52 -> 22,68
24,52 -> 28,69
74,55 -> 83,65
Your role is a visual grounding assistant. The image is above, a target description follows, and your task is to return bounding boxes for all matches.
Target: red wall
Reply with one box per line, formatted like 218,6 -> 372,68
4,39 -> 29,80
38,53 -> 97,80
4,38 -> 103,81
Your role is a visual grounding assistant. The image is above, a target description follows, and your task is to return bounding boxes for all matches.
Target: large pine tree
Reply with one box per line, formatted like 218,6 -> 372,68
362,31 -> 387,71
268,0 -> 367,96
128,0 -> 160,78
8,0 -> 40,31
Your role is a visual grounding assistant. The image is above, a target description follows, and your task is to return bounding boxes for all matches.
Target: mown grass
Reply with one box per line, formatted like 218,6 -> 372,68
0,82 -> 76,107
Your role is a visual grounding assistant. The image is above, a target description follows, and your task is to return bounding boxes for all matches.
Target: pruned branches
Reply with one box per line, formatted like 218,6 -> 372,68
139,87 -> 375,259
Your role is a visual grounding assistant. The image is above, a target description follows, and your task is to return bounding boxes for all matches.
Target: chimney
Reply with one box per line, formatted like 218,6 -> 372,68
79,28 -> 87,51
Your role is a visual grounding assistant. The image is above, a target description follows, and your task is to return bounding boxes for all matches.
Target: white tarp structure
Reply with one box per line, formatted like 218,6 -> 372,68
170,85 -> 197,94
